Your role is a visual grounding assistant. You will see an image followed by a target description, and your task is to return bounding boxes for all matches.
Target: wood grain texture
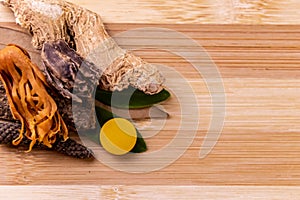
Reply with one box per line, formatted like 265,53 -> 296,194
1,185 -> 300,200
1,1 -> 300,199
1,18 -> 300,200
1,0 -> 300,24
0,23 -> 300,188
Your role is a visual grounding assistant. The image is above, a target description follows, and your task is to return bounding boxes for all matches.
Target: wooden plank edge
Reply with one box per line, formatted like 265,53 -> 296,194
1,22 -> 300,32
0,185 -> 299,199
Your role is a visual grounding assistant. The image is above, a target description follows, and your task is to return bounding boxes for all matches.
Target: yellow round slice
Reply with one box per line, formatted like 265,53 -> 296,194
100,118 -> 137,155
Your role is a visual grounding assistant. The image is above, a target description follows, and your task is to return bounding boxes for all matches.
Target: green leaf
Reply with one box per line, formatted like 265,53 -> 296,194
92,105 -> 147,153
130,131 -> 147,153
95,86 -> 171,109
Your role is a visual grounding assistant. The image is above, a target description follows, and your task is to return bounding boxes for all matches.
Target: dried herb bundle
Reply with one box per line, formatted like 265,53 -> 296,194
2,0 -> 165,95
0,44 -> 68,152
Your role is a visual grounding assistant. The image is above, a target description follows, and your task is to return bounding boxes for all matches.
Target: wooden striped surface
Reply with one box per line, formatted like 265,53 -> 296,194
0,23 -> 299,186
2,185 -> 300,200
1,0 -> 300,199
1,0 -> 300,24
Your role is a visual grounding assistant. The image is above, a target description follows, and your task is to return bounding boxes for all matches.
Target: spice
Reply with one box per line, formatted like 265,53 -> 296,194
0,63 -> 93,158
0,44 -> 68,152
42,40 -> 101,101
0,82 -> 14,121
0,120 -> 93,159
42,40 -> 101,129
2,0 -> 165,95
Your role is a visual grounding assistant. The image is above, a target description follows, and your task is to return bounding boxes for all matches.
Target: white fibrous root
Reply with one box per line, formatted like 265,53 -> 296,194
2,0 -> 165,94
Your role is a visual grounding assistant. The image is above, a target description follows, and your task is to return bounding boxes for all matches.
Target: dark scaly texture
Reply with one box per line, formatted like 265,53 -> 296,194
47,88 -> 77,134
0,120 -> 94,159
0,83 -> 14,121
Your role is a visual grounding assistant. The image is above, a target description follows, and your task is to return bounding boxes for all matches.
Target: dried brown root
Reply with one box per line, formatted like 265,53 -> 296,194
0,44 -> 68,152
2,0 -> 165,94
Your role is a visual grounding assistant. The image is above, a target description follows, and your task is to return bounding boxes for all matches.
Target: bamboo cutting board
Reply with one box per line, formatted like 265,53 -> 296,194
0,22 -> 300,186
1,19 -> 300,200
2,0 -> 300,24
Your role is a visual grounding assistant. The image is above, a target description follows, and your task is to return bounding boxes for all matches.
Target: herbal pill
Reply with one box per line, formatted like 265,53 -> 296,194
100,118 -> 137,155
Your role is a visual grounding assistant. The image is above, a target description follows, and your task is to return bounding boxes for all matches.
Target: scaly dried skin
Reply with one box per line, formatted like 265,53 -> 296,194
0,120 -> 94,159
0,44 -> 68,151
0,83 -> 14,121
1,0 -> 165,94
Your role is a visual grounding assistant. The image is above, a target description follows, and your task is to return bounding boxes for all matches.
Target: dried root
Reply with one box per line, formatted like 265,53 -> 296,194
2,0 -> 165,94
0,44 -> 68,152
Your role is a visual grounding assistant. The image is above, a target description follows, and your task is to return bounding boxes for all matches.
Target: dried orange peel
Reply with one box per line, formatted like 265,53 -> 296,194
0,44 -> 68,151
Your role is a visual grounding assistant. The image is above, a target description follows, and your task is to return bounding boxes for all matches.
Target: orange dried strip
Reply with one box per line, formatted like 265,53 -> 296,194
0,44 -> 68,152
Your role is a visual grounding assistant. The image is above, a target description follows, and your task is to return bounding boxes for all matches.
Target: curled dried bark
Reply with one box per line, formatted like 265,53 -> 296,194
2,0 -> 165,95
0,44 -> 68,152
